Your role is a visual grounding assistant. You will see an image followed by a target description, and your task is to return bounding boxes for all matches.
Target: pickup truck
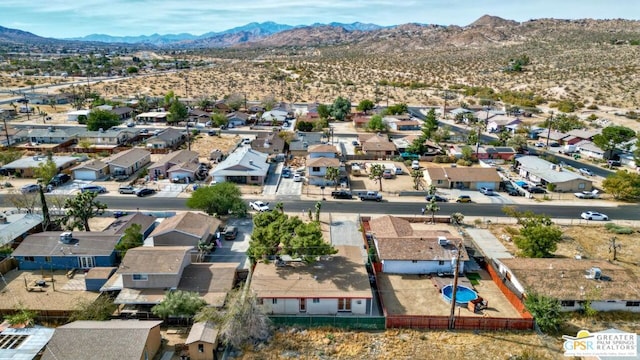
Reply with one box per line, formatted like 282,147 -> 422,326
331,190 -> 353,199
358,191 -> 383,202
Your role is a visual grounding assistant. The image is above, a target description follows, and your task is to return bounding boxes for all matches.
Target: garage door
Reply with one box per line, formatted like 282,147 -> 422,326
73,170 -> 97,181
474,182 -> 496,190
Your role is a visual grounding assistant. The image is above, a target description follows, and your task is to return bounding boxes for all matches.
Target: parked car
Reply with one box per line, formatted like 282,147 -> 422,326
352,140 -> 359,146
534,142 -> 545,148
118,185 -> 137,194
49,173 -> 71,187
80,185 -> 107,194
581,211 -> 609,221
382,169 -> 394,179
579,168 -> 594,176
425,194 -> 448,202
113,211 -> 128,218
479,187 -> 495,196
607,160 -> 621,167
549,142 -> 560,147
528,187 -> 547,194
574,190 -> 599,199
249,201 -> 270,212
293,173 -> 303,182
281,168 -> 292,178
135,188 -> 156,197
331,190 -> 353,199
507,188 -> 523,196
222,225 -> 238,240
455,195 -> 472,203
411,160 -> 420,170
401,152 -> 420,160
21,184 -> 40,194
359,191 -> 383,202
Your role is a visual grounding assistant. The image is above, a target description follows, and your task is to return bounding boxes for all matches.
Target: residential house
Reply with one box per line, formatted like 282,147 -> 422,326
307,144 -> 338,159
212,101 -> 231,113
575,140 -> 606,159
12,231 -> 122,270
537,129 -> 570,145
449,145 -> 516,160
563,129 -> 602,145
118,246 -> 192,291
289,132 -> 324,156
486,115 -> 522,133
209,147 -> 269,185
135,111 -> 168,123
359,133 -> 397,159
148,150 -> 199,180
104,148 -> 151,176
104,212 -> 157,239
248,105 -> 265,114
22,127 -> 78,145
0,155 -> 79,177
0,212 -> 43,248
495,258 -> 640,313
145,128 -> 186,149
177,263 -> 238,307
189,109 -> 212,125
66,109 -> 91,122
424,166 -> 501,190
368,216 -> 468,274
383,115 -> 420,131
250,132 -> 285,155
0,127 -> 25,146
110,106 -> 134,121
0,325 -> 55,360
148,212 -> 221,247
352,115 -> 370,129
260,109 -> 290,124
306,157 -> 341,185
75,128 -> 138,149
71,159 -> 109,180
251,245 -> 373,315
515,156 -> 592,192
185,321 -> 219,360
168,161 -> 203,183
41,320 -> 163,360
226,112 -> 249,127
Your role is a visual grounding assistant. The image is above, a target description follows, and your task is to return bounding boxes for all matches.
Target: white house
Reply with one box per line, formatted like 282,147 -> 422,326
576,140 -> 606,159
307,144 -> 338,158
209,147 -> 269,185
495,258 -> 640,313
368,216 -> 468,274
250,245 -> 373,315
67,109 -> 91,122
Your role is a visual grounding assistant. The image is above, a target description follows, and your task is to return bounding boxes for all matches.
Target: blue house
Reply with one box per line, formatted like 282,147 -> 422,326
13,232 -> 122,271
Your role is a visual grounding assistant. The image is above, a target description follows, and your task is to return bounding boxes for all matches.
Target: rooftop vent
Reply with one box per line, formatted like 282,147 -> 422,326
0,214 -> 7,224
438,236 -> 448,246
59,232 -> 73,244
586,267 -> 602,280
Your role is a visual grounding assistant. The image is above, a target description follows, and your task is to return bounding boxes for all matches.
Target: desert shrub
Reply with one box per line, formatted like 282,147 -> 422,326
604,223 -> 634,234
456,159 -> 472,166
504,226 -> 520,236
433,155 -> 454,163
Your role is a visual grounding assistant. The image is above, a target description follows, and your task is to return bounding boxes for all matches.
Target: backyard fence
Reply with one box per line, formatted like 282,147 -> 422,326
0,257 -> 16,275
386,315 -> 534,331
485,261 -> 532,318
269,315 -> 385,330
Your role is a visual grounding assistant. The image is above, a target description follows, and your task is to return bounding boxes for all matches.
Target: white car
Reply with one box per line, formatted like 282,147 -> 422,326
581,211 -> 609,221
579,168 -> 593,176
293,173 -> 302,182
411,160 -> 420,170
249,201 -> 270,212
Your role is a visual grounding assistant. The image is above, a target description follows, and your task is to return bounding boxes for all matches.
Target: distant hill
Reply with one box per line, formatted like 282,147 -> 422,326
0,25 -> 55,44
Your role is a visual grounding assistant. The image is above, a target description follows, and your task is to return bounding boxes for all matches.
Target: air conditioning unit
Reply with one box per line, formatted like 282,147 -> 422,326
438,236 -> 449,246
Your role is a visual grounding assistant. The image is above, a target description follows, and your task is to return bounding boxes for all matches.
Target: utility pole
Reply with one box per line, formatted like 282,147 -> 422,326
2,117 -> 11,147
545,111 -> 554,149
448,241 -> 463,330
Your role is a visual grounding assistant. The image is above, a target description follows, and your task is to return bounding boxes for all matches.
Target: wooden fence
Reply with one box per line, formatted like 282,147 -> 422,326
485,261 -> 532,318
386,314 -> 534,330
0,257 -> 16,275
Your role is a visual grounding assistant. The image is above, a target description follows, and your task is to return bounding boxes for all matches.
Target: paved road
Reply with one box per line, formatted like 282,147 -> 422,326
20,194 -> 638,220
526,147 -> 614,178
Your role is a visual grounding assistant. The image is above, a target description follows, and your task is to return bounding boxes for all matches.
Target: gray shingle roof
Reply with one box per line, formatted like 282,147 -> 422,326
119,246 -> 192,274
12,232 -> 121,257
210,147 -> 269,177
516,156 -> 589,183
105,148 -> 150,168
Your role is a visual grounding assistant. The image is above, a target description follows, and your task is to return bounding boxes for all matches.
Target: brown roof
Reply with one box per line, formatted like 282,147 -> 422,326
148,150 -> 199,170
71,159 -> 108,171
167,161 -> 201,173
149,212 -> 221,239
368,215 -> 414,237
362,135 -> 397,152
186,321 -> 219,345
119,246 -> 192,274
105,148 -> 150,168
104,213 -> 156,235
251,245 -> 371,299
498,258 -> 640,301
426,167 -> 500,182
376,235 -> 467,261
178,264 -> 237,307
307,144 -> 337,153
85,267 -> 117,280
306,157 -> 340,167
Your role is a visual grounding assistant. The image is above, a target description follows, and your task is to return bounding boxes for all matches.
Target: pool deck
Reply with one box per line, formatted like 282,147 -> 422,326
377,270 -> 523,318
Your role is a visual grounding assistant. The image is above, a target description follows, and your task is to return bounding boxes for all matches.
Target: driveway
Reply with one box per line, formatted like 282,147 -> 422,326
206,217 -> 251,269
48,180 -> 91,195
154,181 -> 187,197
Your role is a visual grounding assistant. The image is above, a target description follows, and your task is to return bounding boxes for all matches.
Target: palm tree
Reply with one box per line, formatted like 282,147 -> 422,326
425,197 -> 440,224
325,167 -> 341,190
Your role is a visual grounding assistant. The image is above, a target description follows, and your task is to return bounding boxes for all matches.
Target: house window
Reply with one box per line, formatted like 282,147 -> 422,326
312,298 -> 320,303
78,256 -> 95,269
626,301 -> 640,307
198,344 -> 204,353
438,261 -> 445,266
250,176 -> 259,181
338,298 -> 352,312
24,256 -> 35,262
312,167 -> 320,172
299,299 -> 306,312
272,298 -> 278,305
132,274 -> 148,281
561,300 -> 575,307
44,256 -> 52,263
437,180 -> 443,184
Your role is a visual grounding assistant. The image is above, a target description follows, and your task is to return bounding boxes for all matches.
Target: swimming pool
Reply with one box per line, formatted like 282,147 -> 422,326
441,284 -> 478,306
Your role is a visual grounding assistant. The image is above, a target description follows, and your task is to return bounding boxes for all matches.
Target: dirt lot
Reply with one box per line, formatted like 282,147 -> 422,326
190,133 -> 241,160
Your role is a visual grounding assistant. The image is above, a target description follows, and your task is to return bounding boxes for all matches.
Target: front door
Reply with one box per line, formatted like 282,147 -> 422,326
78,256 -> 95,269
299,298 -> 306,312
338,298 -> 351,312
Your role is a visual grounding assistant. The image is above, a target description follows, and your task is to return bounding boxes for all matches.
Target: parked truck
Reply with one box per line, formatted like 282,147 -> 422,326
560,144 -> 577,154
358,191 -> 383,202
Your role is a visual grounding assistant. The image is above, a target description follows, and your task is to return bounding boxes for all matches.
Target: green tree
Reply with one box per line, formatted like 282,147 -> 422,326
410,169 -> 424,190
226,93 -> 245,111
356,99 -> 375,114
86,108 -> 120,131
314,201 -> 322,222
61,191 -> 107,231
366,114 -> 388,132
317,104 -> 330,119
0,149 -> 23,166
592,126 -> 636,159
186,182 -> 248,216
384,103 -> 408,115
425,197 -> 440,224
524,293 -> 563,333
167,98 -> 188,124
261,94 -> 277,111
451,212 -> 464,225
431,126 -> 451,145
602,171 -> 640,201
421,108 -> 439,139
296,121 -> 313,132
33,158 -> 57,230
542,113 -> 584,133
211,113 -> 228,127
115,224 -> 143,256
507,134 -> 529,152
286,221 -> 337,262
4,308 -> 36,327
515,224 -> 562,258
126,66 -> 139,74
368,163 -> 385,192
330,96 -> 351,121
151,290 -> 207,319
324,167 -> 340,190
69,295 -> 117,321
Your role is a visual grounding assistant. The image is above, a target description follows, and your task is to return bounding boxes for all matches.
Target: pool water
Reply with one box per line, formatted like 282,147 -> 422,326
441,284 -> 478,305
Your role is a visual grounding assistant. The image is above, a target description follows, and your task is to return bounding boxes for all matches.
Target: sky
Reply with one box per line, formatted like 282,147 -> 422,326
1,0 -> 638,39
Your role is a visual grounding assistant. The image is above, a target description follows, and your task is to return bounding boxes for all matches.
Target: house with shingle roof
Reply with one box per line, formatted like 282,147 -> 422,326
209,147 -> 269,185
145,128 -> 186,149
575,140 -> 606,159
251,245 -> 373,315
367,215 -> 468,274
359,133 -> 397,158
148,149 -> 199,180
13,231 -> 122,270
71,159 -> 109,180
42,320 -> 163,360
424,166 -> 501,190
74,127 -> 138,148
495,258 -> 640,313
515,156 -> 592,192
104,148 -> 151,176
109,106 -> 134,121
536,129 -> 570,144
251,131 -> 285,155
148,212 -> 221,247
104,212 -> 157,238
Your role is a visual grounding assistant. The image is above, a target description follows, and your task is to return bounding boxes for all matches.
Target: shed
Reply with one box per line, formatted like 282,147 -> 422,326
185,321 -> 219,360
